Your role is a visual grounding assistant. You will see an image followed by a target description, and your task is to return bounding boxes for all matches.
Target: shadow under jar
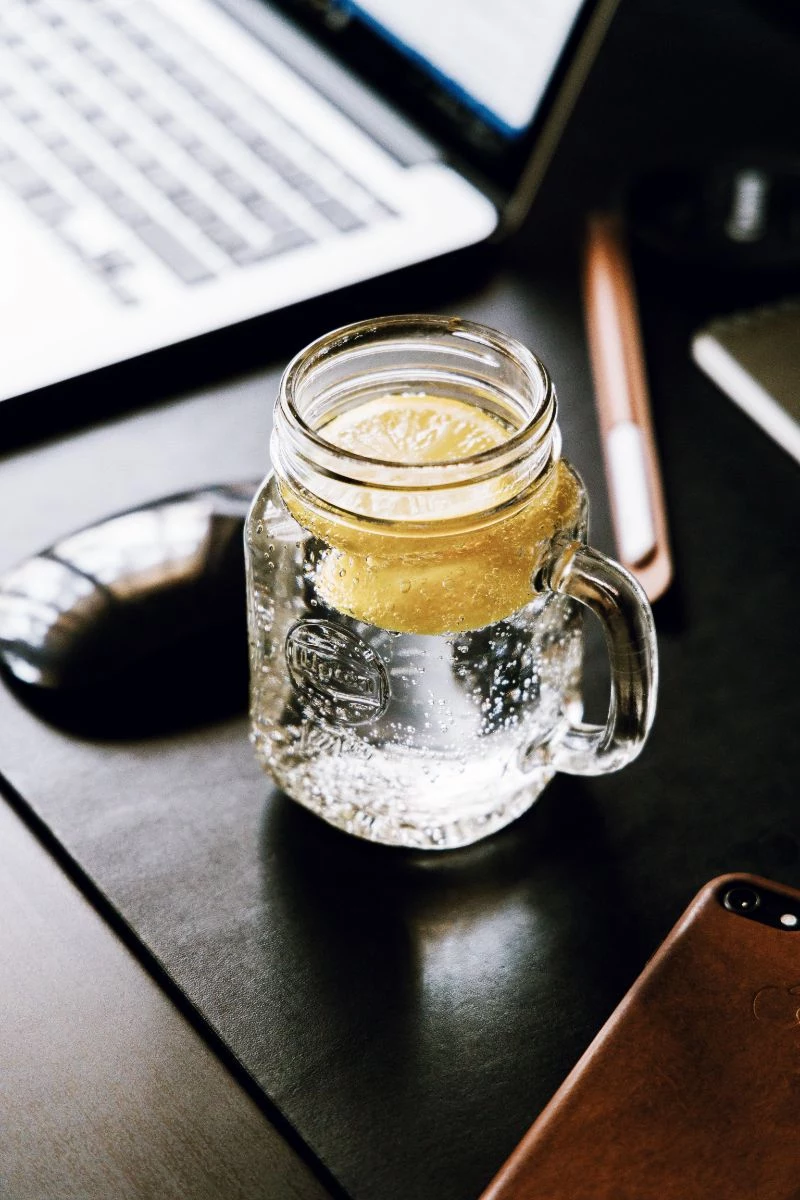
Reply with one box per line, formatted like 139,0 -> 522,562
246,316 -> 657,850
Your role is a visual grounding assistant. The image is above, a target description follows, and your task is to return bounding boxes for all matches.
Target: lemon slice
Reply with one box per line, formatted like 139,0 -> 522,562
282,393 -> 582,633
321,393 -> 509,463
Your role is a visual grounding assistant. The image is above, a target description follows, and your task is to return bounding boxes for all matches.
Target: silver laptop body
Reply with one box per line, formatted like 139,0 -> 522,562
0,0 -> 617,402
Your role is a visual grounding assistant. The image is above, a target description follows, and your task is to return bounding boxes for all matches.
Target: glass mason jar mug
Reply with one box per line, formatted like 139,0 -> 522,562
246,316 -> 657,850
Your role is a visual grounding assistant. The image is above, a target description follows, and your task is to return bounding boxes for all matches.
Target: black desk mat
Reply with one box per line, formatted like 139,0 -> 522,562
3,351 -> 800,1200
3,649 -> 800,1200
0,705 -> 710,1199
3,222 -> 800,1197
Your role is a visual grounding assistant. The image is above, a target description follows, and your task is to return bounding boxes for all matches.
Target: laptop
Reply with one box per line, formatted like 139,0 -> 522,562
0,0 -> 618,404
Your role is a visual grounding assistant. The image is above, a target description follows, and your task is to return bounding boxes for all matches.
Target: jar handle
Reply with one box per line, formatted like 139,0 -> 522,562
540,541 -> 658,775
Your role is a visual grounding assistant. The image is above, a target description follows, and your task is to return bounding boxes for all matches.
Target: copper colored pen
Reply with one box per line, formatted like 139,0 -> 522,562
583,212 -> 672,601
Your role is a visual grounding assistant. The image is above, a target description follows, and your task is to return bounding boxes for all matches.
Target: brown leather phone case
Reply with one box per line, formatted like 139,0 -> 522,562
480,874 -> 800,1200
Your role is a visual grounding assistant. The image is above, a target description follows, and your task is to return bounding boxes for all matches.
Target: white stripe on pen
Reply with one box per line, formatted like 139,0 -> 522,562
605,420 -> 657,566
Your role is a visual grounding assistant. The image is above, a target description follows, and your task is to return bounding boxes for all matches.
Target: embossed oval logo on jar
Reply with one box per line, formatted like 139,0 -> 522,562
285,619 -> 390,726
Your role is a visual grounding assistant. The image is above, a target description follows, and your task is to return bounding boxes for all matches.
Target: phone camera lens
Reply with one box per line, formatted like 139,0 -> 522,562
724,886 -> 761,913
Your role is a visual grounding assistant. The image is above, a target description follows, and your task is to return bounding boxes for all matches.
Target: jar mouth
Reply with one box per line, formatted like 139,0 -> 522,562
272,315 -> 560,523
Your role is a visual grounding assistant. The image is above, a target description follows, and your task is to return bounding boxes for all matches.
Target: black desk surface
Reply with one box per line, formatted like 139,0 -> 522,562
1,3 -> 799,1199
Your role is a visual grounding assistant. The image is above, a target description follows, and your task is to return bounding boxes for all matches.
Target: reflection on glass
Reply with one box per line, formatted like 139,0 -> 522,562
56,502 -> 212,598
0,557 -> 99,655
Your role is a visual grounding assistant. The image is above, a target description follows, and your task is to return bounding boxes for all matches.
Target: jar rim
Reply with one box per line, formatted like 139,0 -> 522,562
279,314 -> 555,474
273,315 -> 561,524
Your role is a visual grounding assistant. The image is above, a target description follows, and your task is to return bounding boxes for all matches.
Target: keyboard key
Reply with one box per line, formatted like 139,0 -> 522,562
122,25 -> 153,51
86,112 -> 130,147
134,220 -> 213,283
170,191 -> 218,229
368,197 -> 398,221
113,71 -> 145,101
4,93 -> 39,123
51,78 -> 78,100
242,193 -> 296,233
230,245 -> 268,267
185,141 -> 228,177
0,154 -> 51,201
136,93 -> 172,125
247,137 -> 293,175
166,65 -> 204,98
80,164 -> 122,200
117,139 -> 157,170
93,248 -> 133,276
140,161 -> 187,200
73,94 -> 105,121
316,198 -> 365,233
222,115 -> 260,146
194,87 -> 234,124
50,141 -> 93,173
214,166 -> 260,205
147,46 -> 178,74
27,186 -> 72,224
80,46 -> 117,75
23,51 -> 50,73
202,217 -> 251,258
27,116 -> 68,151
105,189 -> 149,227
284,168 -> 320,197
101,8 -> 128,28
158,115 -> 199,151
32,4 -> 64,27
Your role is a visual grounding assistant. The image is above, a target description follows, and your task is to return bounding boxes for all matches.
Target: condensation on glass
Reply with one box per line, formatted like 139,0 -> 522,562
246,316 -> 658,849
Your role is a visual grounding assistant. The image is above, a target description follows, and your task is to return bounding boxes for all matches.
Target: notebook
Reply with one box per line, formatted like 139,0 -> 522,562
692,300 -> 800,466
0,0 -> 618,404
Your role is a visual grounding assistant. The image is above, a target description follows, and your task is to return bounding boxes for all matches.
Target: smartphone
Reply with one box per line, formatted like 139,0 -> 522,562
692,300 -> 800,466
481,874 -> 800,1200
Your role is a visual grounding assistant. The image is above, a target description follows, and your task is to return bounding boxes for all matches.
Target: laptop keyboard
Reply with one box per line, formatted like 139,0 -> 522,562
0,0 -> 397,304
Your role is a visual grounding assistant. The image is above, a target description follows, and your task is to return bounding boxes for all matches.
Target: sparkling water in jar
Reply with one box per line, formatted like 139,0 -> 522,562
246,316 -> 657,850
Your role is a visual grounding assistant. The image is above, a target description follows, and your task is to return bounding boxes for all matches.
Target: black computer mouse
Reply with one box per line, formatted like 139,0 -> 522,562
0,481 -> 260,737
